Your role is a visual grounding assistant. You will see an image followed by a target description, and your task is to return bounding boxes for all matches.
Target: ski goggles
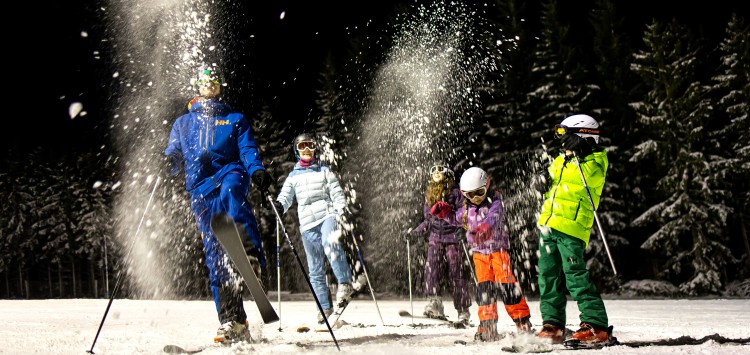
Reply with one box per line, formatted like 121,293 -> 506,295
554,124 -> 600,138
296,141 -> 316,151
430,165 -> 448,174
461,187 -> 487,199
195,77 -> 221,88
194,70 -> 222,88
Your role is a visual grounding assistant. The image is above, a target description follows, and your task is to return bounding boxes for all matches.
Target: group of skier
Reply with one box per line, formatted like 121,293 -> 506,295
164,67 -> 612,347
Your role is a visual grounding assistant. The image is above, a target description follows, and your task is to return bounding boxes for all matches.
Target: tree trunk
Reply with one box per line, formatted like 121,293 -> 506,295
71,259 -> 77,298
48,265 -> 53,298
4,271 -> 8,298
89,259 -> 97,298
18,265 -> 23,298
739,212 -> 749,269
58,262 -> 63,298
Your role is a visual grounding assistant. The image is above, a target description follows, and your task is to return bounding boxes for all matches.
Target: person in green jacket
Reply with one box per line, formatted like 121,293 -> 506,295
536,114 -> 611,346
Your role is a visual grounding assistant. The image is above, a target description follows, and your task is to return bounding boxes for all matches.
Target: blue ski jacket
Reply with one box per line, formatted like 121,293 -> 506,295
164,99 -> 265,197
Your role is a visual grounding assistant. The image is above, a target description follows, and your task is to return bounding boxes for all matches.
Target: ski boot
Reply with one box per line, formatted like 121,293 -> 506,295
537,323 -> 564,344
514,316 -> 534,333
214,320 -> 252,344
423,297 -> 445,319
335,283 -> 354,308
317,307 -> 334,324
564,323 -> 613,348
474,322 -> 499,342
457,308 -> 471,325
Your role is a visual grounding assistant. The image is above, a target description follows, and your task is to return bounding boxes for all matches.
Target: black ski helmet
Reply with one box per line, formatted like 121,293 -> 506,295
293,133 -> 317,159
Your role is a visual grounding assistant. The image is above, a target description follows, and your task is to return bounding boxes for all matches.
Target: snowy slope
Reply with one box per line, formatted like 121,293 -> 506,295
2,298 -> 748,354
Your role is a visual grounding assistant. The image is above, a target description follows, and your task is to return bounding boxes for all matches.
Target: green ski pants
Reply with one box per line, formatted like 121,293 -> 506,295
538,228 -> 608,329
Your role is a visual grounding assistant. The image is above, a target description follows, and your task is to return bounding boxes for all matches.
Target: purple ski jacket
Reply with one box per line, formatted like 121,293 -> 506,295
442,190 -> 510,254
412,186 -> 463,243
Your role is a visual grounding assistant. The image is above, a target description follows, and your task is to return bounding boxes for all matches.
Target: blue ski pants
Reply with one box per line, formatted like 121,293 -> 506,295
301,216 -> 352,310
190,170 -> 264,320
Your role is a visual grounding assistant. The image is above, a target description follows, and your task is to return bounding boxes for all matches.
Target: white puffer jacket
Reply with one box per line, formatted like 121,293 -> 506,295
276,162 -> 347,232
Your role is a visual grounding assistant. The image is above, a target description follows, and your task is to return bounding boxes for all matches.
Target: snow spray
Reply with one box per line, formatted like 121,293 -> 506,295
352,1 -> 498,292
102,0 -> 233,299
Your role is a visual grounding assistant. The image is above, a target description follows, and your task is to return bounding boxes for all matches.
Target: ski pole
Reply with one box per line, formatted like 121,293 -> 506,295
276,219 -> 282,332
460,240 -> 478,286
350,233 -> 384,326
87,176 -> 160,354
405,235 -> 414,325
267,195 -> 341,350
572,154 -> 617,275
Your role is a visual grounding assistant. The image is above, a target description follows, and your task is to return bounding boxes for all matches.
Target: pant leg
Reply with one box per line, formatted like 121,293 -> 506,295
301,224 -> 331,310
219,171 -> 266,267
320,217 -> 352,284
445,243 -> 471,310
191,193 -> 245,324
491,250 -> 530,323
473,253 -> 498,325
423,239 -> 444,296
556,229 -> 608,328
538,229 -> 567,327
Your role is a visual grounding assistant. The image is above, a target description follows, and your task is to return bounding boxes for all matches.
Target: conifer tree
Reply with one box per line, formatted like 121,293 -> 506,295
630,20 -> 734,295
527,0 -> 600,140
708,14 -> 750,274
586,0 -> 640,285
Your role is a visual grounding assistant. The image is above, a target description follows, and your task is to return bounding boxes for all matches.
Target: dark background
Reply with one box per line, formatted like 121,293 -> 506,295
8,0 -> 741,154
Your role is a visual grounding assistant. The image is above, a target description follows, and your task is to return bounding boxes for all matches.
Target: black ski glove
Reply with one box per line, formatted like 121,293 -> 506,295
251,170 -> 272,194
560,134 -> 592,157
269,200 -> 284,214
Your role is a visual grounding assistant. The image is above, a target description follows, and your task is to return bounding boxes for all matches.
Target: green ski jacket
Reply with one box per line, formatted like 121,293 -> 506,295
538,150 -> 608,245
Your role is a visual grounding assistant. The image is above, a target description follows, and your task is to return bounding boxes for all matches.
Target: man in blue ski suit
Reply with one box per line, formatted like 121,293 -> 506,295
164,67 -> 273,343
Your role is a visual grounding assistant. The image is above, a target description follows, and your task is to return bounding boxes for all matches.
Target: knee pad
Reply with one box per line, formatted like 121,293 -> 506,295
475,281 -> 496,306
497,283 -> 523,305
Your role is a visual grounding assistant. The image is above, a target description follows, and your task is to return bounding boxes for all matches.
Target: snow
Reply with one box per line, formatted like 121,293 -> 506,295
2,297 -> 749,354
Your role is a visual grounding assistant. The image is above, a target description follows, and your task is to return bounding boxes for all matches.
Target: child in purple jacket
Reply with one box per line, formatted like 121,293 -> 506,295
431,166 -> 532,341
409,162 -> 472,324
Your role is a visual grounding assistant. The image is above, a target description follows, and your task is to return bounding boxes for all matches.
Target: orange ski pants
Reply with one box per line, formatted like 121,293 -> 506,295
473,250 -> 530,325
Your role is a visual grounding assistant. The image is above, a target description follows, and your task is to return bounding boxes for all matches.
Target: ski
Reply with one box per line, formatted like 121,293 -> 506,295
210,213 -> 280,324
562,325 -> 618,350
563,336 -> 619,350
315,301 -> 350,332
501,344 -> 555,353
398,310 -> 469,329
163,344 -> 208,354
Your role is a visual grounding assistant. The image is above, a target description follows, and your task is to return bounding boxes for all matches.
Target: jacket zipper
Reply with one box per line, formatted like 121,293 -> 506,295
543,161 -> 566,226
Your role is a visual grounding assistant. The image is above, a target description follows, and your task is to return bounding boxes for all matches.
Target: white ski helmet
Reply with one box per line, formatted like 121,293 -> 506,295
460,167 -> 490,193
558,114 -> 600,143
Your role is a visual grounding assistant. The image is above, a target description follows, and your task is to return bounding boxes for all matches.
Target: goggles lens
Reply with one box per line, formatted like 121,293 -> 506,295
462,187 -> 487,199
196,78 -> 220,87
554,124 -> 600,138
554,125 -> 567,137
430,165 -> 447,174
297,141 -> 316,151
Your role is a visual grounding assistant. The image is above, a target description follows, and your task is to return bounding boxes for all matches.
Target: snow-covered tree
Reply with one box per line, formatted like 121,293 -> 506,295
586,0 -> 641,286
708,14 -> 750,276
527,0 -> 600,140
630,20 -> 734,295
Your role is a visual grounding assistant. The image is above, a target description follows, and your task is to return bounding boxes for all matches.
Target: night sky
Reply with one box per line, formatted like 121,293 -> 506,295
7,0 -> 742,154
